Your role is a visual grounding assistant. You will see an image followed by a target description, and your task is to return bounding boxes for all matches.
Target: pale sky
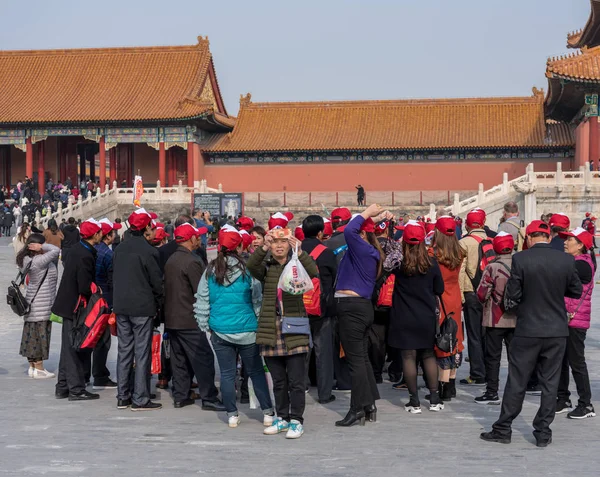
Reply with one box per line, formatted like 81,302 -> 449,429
0,0 -> 588,116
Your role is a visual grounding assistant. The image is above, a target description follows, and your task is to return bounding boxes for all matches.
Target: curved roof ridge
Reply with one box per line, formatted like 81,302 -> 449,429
0,44 -> 203,57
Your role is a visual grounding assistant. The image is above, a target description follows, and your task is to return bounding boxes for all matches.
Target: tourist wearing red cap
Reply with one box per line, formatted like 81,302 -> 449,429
334,204 -> 390,426
549,213 -> 571,251
474,232 -> 516,405
458,208 -> 489,386
300,216 -> 338,405
322,217 -> 333,239
113,210 -> 164,411
556,227 -> 596,419
16,233 -> 60,380
163,223 -> 224,412
585,216 -> 597,249
325,207 -> 353,393
427,217 -> 465,402
84,218 -> 122,391
247,227 -> 318,439
497,202 -> 525,252
236,216 -> 255,232
194,226 -> 274,428
481,219 -> 582,447
52,218 -> 103,402
193,209 -> 214,249
387,220 -> 444,413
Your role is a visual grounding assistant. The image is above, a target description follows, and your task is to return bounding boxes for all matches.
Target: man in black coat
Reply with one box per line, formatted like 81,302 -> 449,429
481,220 -> 582,447
301,215 -> 338,404
61,217 -> 81,264
113,208 -> 163,411
53,219 -> 103,401
163,223 -> 223,410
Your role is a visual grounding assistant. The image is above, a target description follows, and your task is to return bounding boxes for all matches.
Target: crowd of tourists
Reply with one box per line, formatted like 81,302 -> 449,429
12,199 -> 595,445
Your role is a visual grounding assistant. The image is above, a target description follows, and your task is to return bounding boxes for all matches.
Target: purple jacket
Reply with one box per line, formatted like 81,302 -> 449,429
565,253 -> 594,329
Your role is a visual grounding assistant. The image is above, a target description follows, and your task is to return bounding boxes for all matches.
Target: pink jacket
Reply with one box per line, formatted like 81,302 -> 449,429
565,253 -> 594,329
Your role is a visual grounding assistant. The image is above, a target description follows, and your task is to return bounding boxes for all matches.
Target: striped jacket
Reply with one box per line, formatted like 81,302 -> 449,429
476,254 -> 517,328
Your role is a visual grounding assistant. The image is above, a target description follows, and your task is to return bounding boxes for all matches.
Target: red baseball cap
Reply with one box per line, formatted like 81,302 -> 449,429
374,221 -> 389,235
466,208 -> 486,228
403,220 -> 426,244
360,217 -> 375,233
219,227 -> 243,251
330,207 -> 352,224
294,226 -> 305,241
526,220 -> 551,236
152,227 -> 168,244
435,216 -> 456,236
323,217 -> 333,237
80,218 -> 102,239
424,221 -> 436,234
98,218 -> 122,236
493,231 -> 515,254
236,216 -> 255,231
268,212 -> 291,230
174,223 -> 206,243
559,227 -> 594,250
549,213 -> 570,230
239,229 -> 254,250
128,208 -> 153,231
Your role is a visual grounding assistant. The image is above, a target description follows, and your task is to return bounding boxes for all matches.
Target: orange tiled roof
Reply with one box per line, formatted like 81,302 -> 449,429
567,0 -> 600,49
546,47 -> 600,82
0,36 -> 230,124
567,30 -> 583,48
208,90 -> 573,152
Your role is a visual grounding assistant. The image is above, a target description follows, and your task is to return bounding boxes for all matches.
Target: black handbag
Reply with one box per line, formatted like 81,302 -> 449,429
435,297 -> 458,353
7,262 -> 48,317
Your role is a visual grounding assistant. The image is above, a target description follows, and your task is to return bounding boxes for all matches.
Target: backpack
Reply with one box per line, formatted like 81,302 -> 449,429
6,263 -> 49,317
70,283 -> 111,351
302,244 -> 327,318
469,234 -> 496,289
505,220 -> 526,252
435,297 -> 458,354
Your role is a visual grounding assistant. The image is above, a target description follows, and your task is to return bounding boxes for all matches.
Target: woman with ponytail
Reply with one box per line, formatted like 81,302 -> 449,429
194,226 -> 274,429
556,227 -> 596,419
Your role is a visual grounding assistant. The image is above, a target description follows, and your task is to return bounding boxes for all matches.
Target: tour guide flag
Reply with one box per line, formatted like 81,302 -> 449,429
133,175 -> 144,207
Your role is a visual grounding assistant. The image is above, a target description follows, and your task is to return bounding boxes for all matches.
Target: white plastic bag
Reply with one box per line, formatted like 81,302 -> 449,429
248,362 -> 276,410
277,243 -> 314,295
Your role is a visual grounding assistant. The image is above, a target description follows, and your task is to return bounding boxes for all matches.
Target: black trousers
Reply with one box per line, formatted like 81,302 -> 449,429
558,328 -> 592,408
265,354 -> 306,424
336,297 -> 380,410
484,327 -> 514,394
56,318 -> 88,395
493,336 -> 566,441
332,317 -> 352,389
368,322 -> 387,382
158,337 -> 172,383
304,316 -> 334,401
463,292 -> 486,380
167,329 -> 219,403
83,327 -> 112,383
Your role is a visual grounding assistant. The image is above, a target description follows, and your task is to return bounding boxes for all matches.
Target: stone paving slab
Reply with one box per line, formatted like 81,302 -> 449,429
0,238 -> 598,476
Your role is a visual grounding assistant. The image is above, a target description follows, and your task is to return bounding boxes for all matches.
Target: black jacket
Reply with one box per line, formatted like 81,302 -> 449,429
550,235 -> 566,252
302,237 -> 338,318
164,246 -> 206,329
505,243 -> 582,338
113,235 -> 163,317
52,241 -> 97,319
326,229 -> 348,265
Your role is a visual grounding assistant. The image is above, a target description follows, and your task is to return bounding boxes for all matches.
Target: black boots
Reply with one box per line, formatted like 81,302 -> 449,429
335,408 -> 366,427
449,378 -> 457,398
364,404 -> 377,422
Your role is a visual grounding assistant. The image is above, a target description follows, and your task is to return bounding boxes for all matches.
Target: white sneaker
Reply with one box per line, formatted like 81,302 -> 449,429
228,415 -> 241,428
33,369 -> 55,379
405,403 -> 422,414
263,414 -> 275,427
285,419 -> 304,439
28,367 -> 34,378
429,403 -> 445,412
263,417 -> 289,435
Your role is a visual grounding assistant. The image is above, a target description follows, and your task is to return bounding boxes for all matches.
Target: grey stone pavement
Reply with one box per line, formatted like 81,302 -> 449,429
0,238 -> 599,476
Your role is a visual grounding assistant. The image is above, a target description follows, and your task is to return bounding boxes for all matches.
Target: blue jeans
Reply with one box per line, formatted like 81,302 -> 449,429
210,334 -> 273,416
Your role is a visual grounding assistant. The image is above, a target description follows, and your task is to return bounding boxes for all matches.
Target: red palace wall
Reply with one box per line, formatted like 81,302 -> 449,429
203,159 -> 575,193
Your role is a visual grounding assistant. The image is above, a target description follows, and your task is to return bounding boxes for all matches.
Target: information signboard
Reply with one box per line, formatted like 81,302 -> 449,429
192,193 -> 243,218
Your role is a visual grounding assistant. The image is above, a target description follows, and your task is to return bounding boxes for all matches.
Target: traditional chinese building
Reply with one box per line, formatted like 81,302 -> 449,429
0,36 -> 234,195
545,0 -> 600,170
204,91 -> 573,192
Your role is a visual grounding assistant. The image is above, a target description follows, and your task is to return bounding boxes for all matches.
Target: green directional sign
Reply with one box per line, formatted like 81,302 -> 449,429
585,93 -> 598,105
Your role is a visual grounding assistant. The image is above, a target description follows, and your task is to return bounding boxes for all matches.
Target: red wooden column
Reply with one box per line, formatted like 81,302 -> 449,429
159,142 -> 166,185
186,142 -> 194,186
590,116 -> 599,171
37,141 -> 45,195
99,137 -> 107,190
167,148 -> 175,186
25,137 -> 33,180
